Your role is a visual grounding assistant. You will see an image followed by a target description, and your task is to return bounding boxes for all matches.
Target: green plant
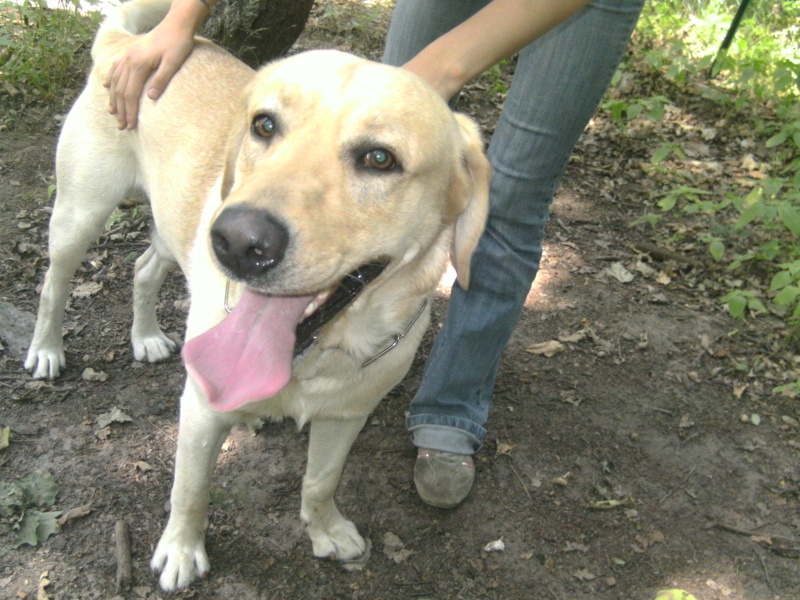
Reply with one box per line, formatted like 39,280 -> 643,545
0,0 -> 101,101
0,470 -> 61,548
613,1 -> 800,395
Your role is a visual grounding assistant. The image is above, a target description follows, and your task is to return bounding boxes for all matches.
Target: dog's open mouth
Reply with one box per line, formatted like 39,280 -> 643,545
182,261 -> 388,412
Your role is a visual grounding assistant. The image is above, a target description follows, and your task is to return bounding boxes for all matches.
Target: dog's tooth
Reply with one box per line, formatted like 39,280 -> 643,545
302,301 -> 319,320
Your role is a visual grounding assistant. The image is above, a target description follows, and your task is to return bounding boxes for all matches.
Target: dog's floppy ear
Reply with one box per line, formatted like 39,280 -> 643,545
220,85 -> 253,200
449,113 -> 491,290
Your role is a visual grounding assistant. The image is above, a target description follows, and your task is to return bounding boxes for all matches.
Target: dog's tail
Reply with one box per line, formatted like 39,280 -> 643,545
92,0 -> 174,60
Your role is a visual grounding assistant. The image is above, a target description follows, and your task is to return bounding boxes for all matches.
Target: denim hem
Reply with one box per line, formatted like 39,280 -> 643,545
406,414 -> 486,454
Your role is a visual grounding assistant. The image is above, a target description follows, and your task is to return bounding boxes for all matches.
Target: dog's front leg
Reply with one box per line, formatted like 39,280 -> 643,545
151,382 -> 230,591
301,416 -> 368,560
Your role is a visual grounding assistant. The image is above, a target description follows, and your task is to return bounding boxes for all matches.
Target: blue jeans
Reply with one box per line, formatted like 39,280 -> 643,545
383,0 -> 645,454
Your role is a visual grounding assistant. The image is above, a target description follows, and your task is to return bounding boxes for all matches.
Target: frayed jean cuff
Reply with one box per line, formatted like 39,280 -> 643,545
406,414 -> 485,454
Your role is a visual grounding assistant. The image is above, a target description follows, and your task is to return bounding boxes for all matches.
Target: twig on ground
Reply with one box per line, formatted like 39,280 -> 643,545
659,465 -> 697,505
505,458 -> 532,501
755,549 -> 773,592
114,519 -> 133,592
712,522 -> 796,545
632,242 -> 705,270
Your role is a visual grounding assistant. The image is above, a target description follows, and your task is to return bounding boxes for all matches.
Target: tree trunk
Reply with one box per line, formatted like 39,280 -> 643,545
201,0 -> 315,68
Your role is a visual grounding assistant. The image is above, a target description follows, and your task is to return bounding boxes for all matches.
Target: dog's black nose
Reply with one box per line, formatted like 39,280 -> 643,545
211,206 -> 289,278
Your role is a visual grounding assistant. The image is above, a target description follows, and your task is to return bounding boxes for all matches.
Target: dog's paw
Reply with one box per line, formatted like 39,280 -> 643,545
132,332 -> 179,363
150,531 -> 210,592
24,347 -> 65,380
307,517 -> 366,561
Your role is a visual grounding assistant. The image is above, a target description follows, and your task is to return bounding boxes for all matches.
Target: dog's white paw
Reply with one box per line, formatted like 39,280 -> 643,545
307,517 -> 366,560
132,332 -> 179,363
150,530 -> 210,591
24,347 -> 65,380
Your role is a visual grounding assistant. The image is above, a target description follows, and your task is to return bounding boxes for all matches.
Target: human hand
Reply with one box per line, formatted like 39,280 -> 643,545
104,23 -> 195,130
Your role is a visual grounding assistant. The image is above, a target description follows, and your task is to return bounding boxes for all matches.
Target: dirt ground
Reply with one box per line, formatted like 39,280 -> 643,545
1,3 -> 799,599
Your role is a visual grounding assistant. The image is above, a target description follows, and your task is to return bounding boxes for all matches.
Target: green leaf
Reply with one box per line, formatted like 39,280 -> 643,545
774,285 -> 800,307
15,512 -> 41,548
765,131 -> 788,148
36,510 -> 62,543
627,103 -> 644,120
659,194 -> 677,211
651,145 -> 671,163
0,482 -> 25,515
735,201 -> 765,230
747,296 -> 768,314
709,240 -> 725,262
778,203 -> 800,237
723,293 -> 747,319
20,470 -> 59,508
770,271 -> 793,291
14,510 -> 62,548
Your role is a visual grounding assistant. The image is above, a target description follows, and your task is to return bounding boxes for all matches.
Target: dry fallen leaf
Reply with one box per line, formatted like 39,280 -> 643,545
37,572 -> 50,600
552,472 -> 572,487
71,281 -> 103,299
495,442 -> 515,456
57,505 -> 93,527
565,541 -> 589,553
558,329 -> 589,343
573,568 -> 597,581
483,538 -> 505,553
607,262 -> 634,283
96,407 -> 132,429
525,340 -> 565,358
587,497 -> 635,510
82,368 -> 108,382
383,532 -> 413,564
656,272 -> 672,285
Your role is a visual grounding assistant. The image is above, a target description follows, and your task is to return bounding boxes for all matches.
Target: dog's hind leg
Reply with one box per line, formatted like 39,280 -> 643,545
25,113 -> 137,379
301,416 -> 369,560
131,228 -> 179,363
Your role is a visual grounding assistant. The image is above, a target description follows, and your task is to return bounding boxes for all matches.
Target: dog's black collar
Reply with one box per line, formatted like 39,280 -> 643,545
294,262 -> 387,356
222,261 -> 417,365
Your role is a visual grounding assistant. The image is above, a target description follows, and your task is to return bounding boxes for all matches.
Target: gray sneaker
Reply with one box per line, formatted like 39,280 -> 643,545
414,449 -> 475,508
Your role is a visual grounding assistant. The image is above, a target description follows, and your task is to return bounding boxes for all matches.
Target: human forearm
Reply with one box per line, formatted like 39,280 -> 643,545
403,0 -> 590,100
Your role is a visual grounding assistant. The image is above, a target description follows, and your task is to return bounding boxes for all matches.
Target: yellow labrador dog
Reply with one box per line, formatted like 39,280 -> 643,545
25,0 -> 489,591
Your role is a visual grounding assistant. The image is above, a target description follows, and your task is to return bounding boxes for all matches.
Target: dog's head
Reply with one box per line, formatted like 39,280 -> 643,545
215,50 -> 489,295
184,51 -> 490,411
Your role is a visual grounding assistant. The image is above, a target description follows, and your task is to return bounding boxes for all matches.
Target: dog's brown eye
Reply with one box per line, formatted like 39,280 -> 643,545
362,149 -> 396,171
252,115 -> 276,138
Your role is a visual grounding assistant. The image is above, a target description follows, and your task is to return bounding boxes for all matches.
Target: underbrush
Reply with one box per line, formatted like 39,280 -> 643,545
601,0 -> 800,394
0,0 -> 100,112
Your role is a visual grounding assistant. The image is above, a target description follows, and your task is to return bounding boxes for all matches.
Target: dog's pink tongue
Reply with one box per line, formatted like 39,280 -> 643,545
183,288 -> 313,412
